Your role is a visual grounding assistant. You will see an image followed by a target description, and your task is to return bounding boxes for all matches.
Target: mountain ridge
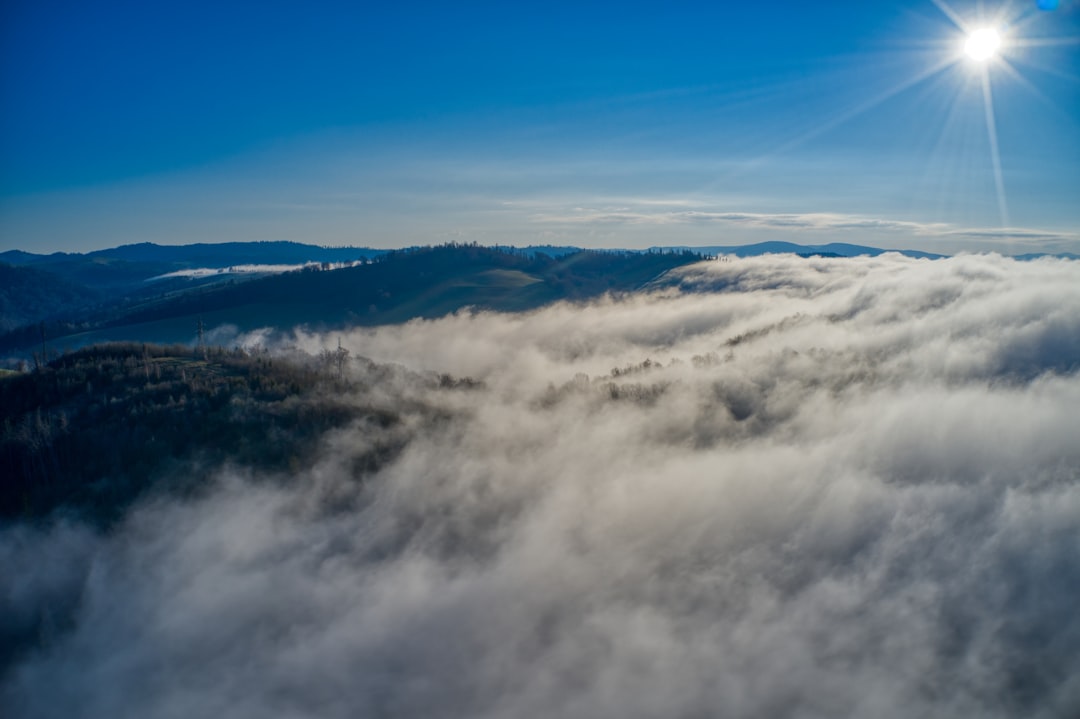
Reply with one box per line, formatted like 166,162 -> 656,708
0,245 -> 704,360
4,240 -> 1075,364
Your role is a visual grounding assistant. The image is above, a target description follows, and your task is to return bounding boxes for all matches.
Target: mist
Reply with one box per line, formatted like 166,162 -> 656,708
3,253 -> 1079,718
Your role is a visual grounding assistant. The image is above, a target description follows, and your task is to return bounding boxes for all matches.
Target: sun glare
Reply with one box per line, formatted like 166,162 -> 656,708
721,0 -> 1071,231
964,28 -> 1002,61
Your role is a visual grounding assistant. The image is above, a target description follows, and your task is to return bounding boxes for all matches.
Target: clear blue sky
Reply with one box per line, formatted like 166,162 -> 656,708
2,0 -> 1077,254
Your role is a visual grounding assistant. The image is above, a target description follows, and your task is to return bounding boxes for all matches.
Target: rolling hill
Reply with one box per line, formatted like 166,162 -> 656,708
0,245 -> 704,357
0,263 -> 103,332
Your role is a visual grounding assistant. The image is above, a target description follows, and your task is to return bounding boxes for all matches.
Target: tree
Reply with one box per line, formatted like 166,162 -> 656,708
334,339 -> 349,381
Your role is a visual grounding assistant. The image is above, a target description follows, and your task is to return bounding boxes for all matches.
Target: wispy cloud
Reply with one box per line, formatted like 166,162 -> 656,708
527,204 -> 1080,249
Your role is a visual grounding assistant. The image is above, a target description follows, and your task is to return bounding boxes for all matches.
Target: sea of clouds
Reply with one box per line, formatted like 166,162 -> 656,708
3,253 -> 1079,718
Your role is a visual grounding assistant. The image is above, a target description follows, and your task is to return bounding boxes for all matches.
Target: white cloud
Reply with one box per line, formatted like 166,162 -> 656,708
3,254 -> 1080,718
147,261 -> 368,281
527,205 -> 1080,251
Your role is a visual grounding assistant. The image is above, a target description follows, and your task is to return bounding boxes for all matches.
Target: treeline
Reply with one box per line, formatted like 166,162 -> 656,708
0,342 -> 451,525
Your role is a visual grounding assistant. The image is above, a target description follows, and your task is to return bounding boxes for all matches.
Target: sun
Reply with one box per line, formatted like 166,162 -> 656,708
964,28 -> 1002,62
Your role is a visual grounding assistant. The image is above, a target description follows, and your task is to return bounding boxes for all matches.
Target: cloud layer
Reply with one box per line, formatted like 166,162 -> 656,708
526,204 -> 1080,253
3,253 -> 1080,718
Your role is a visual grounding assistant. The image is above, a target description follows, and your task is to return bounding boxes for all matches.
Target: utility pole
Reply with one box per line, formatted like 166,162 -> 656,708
197,318 -> 207,359
335,337 -> 349,381
39,321 -> 47,370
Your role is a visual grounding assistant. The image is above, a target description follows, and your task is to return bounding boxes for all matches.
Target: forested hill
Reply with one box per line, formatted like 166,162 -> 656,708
0,263 -> 103,333
0,241 -> 384,290
114,244 -> 705,325
0,342 -> 472,525
0,245 -> 704,355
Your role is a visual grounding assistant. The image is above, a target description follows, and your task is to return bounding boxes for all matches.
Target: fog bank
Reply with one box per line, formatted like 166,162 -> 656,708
4,254 -> 1079,718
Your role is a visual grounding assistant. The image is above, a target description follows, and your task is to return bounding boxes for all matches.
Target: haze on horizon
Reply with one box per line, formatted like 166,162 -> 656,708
1,0 -> 1078,256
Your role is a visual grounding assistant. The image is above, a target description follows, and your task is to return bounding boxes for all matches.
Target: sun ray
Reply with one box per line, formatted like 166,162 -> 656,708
695,1 -> 1066,231
1005,4 -> 1060,34
1005,52 -> 1080,84
915,71 -> 978,218
994,58 -> 1067,115
980,69 -> 1009,228
738,56 -> 959,171
930,0 -> 972,33
1008,36 -> 1080,49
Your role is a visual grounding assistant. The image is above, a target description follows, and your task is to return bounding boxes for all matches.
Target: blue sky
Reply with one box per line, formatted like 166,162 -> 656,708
1,0 -> 1078,254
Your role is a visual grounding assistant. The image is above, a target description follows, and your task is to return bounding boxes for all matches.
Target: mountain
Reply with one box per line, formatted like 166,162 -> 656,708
83,240 -> 385,266
0,245 -> 705,357
0,238 -> 977,360
0,263 -> 102,332
0,241 -> 386,292
655,242 -> 948,260
1012,252 -> 1080,261
0,241 -> 390,357
0,239 -> 950,297
0,342 -> 432,524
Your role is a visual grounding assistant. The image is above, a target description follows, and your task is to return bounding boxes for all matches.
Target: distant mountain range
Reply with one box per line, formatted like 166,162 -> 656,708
0,244 -> 702,359
0,241 -> 385,292
662,241 -> 948,260
2,239 -> 1074,363
0,238 -> 944,290
0,263 -> 103,333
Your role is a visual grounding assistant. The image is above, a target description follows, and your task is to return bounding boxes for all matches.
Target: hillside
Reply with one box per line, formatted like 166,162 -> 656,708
0,245 -> 704,356
0,342 -> 467,524
0,241 -> 385,291
657,241 -> 948,259
109,245 -> 704,325
0,264 -> 102,332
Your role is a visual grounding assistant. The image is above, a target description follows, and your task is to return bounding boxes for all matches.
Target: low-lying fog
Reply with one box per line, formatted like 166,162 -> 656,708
4,253 -> 1079,718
